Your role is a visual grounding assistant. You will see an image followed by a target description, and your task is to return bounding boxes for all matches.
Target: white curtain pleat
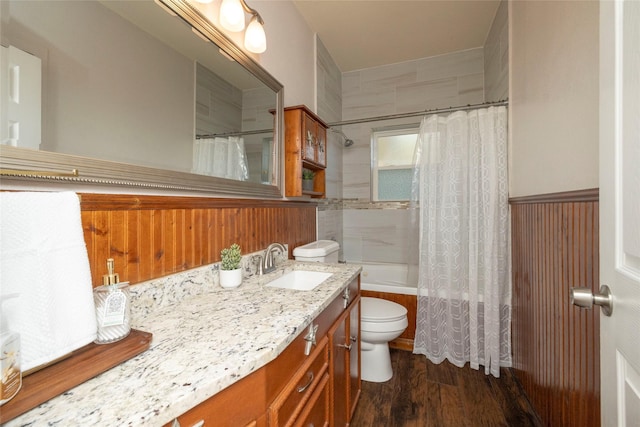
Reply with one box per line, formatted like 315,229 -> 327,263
411,106 -> 511,377
192,136 -> 249,181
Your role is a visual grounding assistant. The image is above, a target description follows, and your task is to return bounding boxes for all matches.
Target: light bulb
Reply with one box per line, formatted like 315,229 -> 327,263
220,0 -> 245,32
244,17 -> 266,53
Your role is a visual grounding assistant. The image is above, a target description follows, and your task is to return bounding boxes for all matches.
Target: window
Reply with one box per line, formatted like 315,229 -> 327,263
371,127 -> 418,201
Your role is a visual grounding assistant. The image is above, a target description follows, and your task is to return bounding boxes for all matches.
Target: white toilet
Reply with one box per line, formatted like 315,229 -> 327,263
360,297 -> 408,382
292,240 -> 340,263
293,241 -> 409,383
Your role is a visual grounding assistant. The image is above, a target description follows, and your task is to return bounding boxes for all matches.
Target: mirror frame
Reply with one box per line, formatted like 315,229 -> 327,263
0,0 -> 284,198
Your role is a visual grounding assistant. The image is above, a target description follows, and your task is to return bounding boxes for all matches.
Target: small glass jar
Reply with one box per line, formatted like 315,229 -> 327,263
93,282 -> 131,344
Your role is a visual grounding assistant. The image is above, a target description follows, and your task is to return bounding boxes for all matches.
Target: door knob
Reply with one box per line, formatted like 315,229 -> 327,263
570,285 -> 613,316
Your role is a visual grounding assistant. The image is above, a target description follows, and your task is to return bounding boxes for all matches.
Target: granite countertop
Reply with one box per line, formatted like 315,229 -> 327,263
7,260 -> 362,426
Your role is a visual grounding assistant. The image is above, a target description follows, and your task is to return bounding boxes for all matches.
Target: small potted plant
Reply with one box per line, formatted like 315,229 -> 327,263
219,243 -> 242,288
302,169 -> 315,192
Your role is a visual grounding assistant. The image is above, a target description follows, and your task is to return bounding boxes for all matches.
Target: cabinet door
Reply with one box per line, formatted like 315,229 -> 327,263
329,309 -> 349,427
347,298 -> 361,419
302,112 -> 317,163
315,125 -> 326,168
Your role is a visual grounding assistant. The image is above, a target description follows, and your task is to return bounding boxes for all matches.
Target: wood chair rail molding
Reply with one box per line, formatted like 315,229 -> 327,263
78,193 -> 317,211
509,188 -> 598,204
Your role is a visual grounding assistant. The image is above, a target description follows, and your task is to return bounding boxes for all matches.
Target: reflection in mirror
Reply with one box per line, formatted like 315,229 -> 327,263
1,0 -> 282,193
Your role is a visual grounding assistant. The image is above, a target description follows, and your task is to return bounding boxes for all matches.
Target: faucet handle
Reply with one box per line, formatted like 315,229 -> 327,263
256,254 -> 264,275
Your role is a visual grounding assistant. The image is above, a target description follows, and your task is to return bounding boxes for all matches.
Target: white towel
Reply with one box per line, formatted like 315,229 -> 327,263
0,191 -> 97,371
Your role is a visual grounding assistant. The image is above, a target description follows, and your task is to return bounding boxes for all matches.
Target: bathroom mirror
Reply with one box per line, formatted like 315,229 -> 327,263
0,0 -> 283,197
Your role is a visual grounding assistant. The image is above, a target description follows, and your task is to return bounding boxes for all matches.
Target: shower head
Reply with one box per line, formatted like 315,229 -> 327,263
329,127 -> 354,148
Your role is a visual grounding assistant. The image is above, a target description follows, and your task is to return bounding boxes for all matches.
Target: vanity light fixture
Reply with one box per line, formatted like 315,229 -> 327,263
194,0 -> 267,53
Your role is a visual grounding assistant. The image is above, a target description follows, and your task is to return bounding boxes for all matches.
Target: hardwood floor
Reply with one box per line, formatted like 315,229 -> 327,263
351,349 -> 542,427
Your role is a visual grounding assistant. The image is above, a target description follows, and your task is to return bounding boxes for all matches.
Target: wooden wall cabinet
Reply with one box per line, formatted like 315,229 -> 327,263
284,105 -> 329,198
167,277 -> 360,427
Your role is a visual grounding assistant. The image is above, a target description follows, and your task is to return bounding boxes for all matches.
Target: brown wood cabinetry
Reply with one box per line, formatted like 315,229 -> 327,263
167,276 -> 360,427
284,105 -> 329,198
329,287 -> 361,427
268,336 -> 329,426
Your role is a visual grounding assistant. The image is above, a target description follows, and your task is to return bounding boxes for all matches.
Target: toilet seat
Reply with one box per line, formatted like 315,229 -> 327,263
360,297 -> 408,333
361,297 -> 407,322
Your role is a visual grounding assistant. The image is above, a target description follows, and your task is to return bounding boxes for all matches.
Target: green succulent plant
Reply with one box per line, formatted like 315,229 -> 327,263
220,243 -> 242,270
302,169 -> 315,180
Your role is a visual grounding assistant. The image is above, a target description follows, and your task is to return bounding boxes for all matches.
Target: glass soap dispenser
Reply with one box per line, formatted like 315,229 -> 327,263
93,258 -> 131,344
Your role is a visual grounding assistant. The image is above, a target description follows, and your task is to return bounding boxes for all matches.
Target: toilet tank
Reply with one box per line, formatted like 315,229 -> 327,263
293,240 -> 339,263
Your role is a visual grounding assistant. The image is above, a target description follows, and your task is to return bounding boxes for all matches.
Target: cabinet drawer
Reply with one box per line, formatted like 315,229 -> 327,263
269,336 -> 329,427
294,372 -> 329,427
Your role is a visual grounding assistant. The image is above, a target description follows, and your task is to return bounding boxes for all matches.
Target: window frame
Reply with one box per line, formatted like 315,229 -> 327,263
370,125 -> 419,202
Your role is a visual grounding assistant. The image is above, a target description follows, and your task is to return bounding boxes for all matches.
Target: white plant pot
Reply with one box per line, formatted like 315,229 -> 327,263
220,268 -> 242,288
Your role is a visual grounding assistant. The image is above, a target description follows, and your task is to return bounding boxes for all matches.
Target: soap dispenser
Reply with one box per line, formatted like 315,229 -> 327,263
93,258 -> 131,344
1,294 -> 22,405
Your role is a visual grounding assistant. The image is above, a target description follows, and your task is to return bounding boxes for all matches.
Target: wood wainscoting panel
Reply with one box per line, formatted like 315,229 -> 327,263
80,194 -> 317,286
361,290 -> 416,351
510,189 -> 599,427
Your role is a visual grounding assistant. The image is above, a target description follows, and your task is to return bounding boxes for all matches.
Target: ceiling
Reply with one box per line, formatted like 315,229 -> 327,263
292,0 -> 501,72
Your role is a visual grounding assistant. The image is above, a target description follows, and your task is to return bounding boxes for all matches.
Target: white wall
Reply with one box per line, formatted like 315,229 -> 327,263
509,0 -> 599,197
257,1 -> 315,109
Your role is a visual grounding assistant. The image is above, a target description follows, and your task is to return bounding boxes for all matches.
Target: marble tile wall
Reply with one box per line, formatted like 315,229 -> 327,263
484,0 -> 509,102
339,48 -> 485,264
343,206 -> 411,264
316,37 -> 343,200
315,37 -> 344,256
342,47 -> 484,123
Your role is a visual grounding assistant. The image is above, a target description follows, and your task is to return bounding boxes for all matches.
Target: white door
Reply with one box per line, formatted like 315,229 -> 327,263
0,45 -> 41,149
599,1 -> 640,425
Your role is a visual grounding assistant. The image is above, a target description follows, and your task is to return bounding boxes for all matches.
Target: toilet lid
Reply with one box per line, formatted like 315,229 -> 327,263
361,297 -> 407,322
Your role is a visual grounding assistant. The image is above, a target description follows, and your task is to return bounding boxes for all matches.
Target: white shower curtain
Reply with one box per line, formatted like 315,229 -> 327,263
192,136 -> 249,181
410,106 -> 511,377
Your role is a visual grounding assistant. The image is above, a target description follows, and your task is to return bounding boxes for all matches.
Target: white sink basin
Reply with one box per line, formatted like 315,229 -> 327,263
266,270 -> 333,291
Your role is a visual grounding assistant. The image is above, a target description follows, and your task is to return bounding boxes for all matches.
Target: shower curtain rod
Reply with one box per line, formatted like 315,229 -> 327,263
327,99 -> 508,128
196,128 -> 272,139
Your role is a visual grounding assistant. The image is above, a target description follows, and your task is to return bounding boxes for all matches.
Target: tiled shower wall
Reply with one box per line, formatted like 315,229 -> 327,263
316,0 -> 508,264
340,48 -> 485,264
316,37 -> 345,258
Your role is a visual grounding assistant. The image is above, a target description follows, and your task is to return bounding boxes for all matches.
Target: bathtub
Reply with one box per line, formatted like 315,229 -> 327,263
356,262 -> 417,296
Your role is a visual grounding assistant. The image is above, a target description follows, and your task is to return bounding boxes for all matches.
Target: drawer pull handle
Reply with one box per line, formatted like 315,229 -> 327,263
350,335 -> 357,343
297,371 -> 315,393
338,343 -> 352,351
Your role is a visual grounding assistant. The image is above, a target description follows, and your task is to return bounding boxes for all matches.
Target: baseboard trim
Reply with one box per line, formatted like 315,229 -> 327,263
390,338 -> 414,352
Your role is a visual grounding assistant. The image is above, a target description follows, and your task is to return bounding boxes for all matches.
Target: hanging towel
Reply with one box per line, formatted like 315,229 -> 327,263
0,191 -> 97,371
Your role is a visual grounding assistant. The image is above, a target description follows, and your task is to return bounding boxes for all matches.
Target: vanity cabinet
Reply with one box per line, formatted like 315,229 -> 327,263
268,336 -> 329,426
284,105 -> 329,198
329,289 -> 361,427
167,276 -> 360,427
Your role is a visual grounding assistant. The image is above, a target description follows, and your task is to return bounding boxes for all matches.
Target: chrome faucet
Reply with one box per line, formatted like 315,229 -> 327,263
261,242 -> 286,275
